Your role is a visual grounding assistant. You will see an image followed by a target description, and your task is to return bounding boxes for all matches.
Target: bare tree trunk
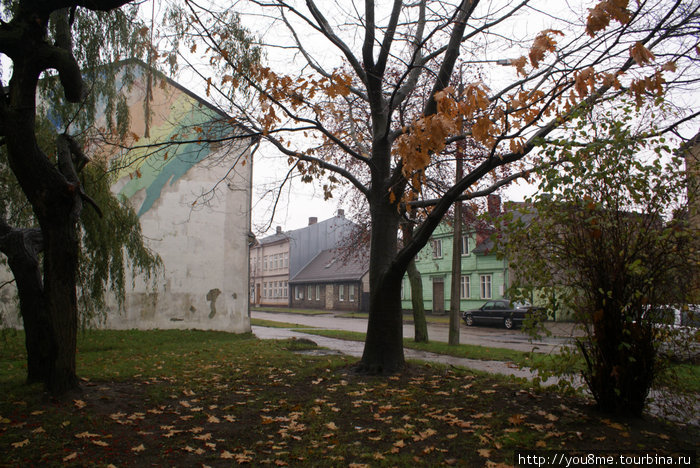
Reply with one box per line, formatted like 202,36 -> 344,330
407,259 -> 428,343
401,222 -> 428,342
0,222 -> 53,384
358,196 -> 405,374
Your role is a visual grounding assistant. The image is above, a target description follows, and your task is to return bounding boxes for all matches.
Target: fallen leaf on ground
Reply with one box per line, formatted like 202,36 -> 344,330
62,452 -> 77,461
11,439 -> 29,448
131,444 -> 146,452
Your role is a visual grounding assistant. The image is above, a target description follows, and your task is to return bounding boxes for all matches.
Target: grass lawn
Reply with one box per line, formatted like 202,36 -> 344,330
292,328 -> 700,394
0,329 -> 697,467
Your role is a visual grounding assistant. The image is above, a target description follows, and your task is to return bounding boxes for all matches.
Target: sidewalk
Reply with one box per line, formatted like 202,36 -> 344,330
252,325 -> 562,383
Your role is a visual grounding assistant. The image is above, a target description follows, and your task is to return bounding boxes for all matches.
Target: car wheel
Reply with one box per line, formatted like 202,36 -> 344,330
464,314 -> 474,326
504,317 -> 514,329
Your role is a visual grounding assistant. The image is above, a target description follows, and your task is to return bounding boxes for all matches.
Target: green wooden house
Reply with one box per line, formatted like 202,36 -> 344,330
400,221 -> 509,314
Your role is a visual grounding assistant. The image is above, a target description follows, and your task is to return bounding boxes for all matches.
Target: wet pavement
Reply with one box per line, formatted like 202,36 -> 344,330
252,310 -> 576,354
251,323 -> 561,384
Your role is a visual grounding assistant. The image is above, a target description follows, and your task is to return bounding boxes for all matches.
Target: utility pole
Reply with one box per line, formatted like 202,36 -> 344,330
449,73 -> 465,346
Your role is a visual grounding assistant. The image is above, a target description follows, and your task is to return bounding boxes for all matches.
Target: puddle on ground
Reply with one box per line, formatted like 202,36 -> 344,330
294,349 -> 345,356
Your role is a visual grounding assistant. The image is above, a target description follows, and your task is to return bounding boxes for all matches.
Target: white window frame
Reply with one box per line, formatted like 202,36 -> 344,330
460,275 -> 470,299
349,284 -> 356,302
308,285 -> 314,301
295,286 -> 304,300
339,284 -> 345,302
480,274 -> 492,299
316,285 -> 321,301
461,234 -> 470,256
284,281 -> 288,298
263,256 -> 268,271
432,239 -> 442,259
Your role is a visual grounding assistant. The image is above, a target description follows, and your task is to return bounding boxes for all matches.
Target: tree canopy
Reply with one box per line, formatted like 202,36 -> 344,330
175,0 -> 700,375
497,108 -> 697,415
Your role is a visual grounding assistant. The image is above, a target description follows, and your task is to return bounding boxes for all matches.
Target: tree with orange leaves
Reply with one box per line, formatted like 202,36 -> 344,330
178,0 -> 700,374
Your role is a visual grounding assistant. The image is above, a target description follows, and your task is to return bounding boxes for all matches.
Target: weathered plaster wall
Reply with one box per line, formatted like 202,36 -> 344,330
1,61 -> 253,333
97,62 -> 252,332
105,151 -> 252,332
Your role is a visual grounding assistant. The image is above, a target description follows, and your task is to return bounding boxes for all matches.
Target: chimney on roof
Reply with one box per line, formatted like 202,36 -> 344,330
308,217 -> 318,225
276,226 -> 282,235
337,209 -> 345,218
487,194 -> 501,218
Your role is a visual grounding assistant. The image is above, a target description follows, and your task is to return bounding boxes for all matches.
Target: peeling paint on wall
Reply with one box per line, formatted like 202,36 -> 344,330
206,288 -> 221,319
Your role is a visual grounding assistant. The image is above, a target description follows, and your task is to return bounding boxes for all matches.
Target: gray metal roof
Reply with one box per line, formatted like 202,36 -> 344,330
290,248 -> 369,284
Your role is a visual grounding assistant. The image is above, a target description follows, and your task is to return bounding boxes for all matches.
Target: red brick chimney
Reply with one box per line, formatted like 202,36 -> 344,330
487,194 -> 501,218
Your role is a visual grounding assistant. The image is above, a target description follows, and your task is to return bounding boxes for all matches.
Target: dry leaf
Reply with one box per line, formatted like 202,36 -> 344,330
131,444 -> 146,452
63,452 -> 77,461
92,440 -> 110,447
74,399 -> 87,409
11,439 -> 29,448
508,414 -> 525,425
478,448 -> 491,458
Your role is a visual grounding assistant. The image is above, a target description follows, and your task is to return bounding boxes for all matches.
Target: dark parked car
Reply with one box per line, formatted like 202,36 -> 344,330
461,300 -> 541,329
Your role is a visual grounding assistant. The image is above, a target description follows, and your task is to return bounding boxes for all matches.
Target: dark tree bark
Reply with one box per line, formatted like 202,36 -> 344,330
0,221 -> 53,384
407,258 -> 428,343
358,187 -> 406,373
401,221 -> 428,343
0,0 -> 131,395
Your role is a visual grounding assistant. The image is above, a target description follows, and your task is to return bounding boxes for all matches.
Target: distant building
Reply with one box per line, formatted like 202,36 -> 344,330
289,248 -> 369,311
250,211 -> 354,307
401,195 -> 509,313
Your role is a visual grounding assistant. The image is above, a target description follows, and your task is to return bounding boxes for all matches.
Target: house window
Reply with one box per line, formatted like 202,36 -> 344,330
480,274 -> 492,299
284,281 -> 288,298
308,285 -> 314,300
339,284 -> 345,302
461,276 -> 470,299
316,285 -> 321,301
401,278 -> 409,300
263,282 -> 268,298
263,256 -> 268,271
349,284 -> 356,302
284,253 -> 289,268
431,239 -> 442,258
461,235 -> 470,256
295,286 -> 304,300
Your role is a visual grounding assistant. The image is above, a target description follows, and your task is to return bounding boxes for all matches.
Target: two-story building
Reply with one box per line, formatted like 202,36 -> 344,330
401,195 -> 509,313
250,211 -> 354,307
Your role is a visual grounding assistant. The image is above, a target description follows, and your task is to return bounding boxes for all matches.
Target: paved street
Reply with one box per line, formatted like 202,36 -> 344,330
251,309 -> 576,354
